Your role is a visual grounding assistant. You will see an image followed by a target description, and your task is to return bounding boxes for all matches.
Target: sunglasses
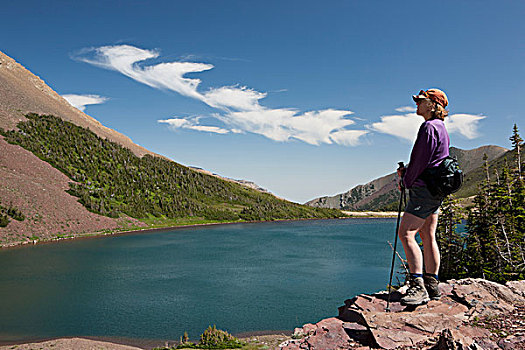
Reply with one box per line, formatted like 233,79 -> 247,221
418,90 -> 430,98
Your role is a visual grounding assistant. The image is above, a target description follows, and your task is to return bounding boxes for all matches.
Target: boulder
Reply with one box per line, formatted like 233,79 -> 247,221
450,278 -> 522,318
280,278 -> 524,350
506,280 -> 525,298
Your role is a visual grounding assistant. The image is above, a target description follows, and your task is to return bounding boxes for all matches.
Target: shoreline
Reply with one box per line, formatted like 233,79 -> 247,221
1,213 -> 397,250
342,210 -> 400,217
0,330 -> 294,349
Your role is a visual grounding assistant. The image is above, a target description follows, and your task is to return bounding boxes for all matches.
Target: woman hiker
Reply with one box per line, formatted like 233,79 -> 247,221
397,88 -> 450,306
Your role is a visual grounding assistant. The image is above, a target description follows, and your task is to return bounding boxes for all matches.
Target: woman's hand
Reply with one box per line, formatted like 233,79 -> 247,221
397,167 -> 405,177
397,165 -> 406,191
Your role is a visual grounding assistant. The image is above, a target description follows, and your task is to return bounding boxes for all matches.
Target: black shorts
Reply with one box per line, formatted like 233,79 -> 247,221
405,186 -> 444,219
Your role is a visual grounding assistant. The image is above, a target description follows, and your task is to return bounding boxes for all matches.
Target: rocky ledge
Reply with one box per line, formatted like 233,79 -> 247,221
280,278 -> 525,349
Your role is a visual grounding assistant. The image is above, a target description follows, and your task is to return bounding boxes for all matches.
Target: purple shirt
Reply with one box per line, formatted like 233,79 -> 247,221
403,119 -> 450,189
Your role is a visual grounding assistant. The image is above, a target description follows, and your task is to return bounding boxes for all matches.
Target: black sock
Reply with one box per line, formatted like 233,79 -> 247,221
424,273 -> 439,281
410,273 -> 423,279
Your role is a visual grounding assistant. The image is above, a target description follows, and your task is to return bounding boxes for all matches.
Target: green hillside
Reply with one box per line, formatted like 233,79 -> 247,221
0,113 -> 342,224
454,149 -> 517,198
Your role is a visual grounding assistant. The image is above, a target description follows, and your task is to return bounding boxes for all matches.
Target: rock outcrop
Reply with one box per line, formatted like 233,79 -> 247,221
280,278 -> 525,349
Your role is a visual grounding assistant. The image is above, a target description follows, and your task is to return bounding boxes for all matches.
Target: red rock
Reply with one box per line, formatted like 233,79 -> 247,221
498,335 -> 525,349
302,322 -> 317,335
304,317 -> 352,350
286,278 -> 525,349
451,278 -> 523,318
506,280 -> 525,298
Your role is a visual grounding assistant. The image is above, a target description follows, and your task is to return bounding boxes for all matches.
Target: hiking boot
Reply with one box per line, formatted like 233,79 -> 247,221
424,275 -> 441,300
400,277 -> 430,306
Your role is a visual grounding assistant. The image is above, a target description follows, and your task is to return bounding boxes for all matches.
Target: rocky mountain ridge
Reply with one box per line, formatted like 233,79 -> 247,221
306,145 -> 509,211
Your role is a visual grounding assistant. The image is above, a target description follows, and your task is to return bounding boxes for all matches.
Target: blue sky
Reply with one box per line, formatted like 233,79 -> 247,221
1,0 -> 524,203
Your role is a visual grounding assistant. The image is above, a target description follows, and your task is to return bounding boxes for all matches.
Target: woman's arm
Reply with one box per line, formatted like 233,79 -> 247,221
403,123 -> 438,188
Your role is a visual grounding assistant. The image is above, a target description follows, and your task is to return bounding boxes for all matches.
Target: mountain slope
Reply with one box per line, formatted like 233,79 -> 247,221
0,50 -> 270,192
0,50 -> 153,246
0,50 -> 155,157
306,145 -> 508,211
454,147 -> 519,198
449,145 -> 509,174
0,51 -> 341,247
1,113 -> 340,222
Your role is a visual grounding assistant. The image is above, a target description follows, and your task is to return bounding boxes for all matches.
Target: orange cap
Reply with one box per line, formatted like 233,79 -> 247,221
413,88 -> 448,108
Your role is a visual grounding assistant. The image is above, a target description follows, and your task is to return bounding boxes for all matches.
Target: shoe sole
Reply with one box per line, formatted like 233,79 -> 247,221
400,297 -> 430,306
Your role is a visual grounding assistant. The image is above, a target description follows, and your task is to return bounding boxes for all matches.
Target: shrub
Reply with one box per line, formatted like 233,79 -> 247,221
7,206 -> 25,221
198,325 -> 243,349
0,214 -> 9,227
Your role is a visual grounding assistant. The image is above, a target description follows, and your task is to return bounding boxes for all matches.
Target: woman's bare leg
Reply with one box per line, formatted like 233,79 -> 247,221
398,212 -> 426,274
419,213 -> 440,275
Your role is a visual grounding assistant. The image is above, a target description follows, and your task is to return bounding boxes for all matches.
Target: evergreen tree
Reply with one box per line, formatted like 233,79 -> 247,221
436,195 -> 465,280
509,123 -> 523,180
462,126 -> 525,282
0,113 -> 341,223
439,125 -> 524,282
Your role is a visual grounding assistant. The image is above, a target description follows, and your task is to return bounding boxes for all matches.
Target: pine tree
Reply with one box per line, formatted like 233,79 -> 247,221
463,126 -> 525,282
436,195 -> 465,280
509,124 -> 523,180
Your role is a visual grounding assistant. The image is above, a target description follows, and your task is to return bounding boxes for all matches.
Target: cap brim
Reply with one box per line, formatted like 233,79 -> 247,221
412,94 -> 427,102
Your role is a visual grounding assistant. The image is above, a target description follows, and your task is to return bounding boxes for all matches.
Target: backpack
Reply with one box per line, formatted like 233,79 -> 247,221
420,156 -> 464,197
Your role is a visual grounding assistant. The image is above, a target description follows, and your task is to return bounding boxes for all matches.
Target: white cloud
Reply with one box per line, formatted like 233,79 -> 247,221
62,94 -> 109,112
76,45 -> 212,100
395,106 -> 416,113
369,113 -> 421,142
369,113 -> 485,141
203,86 -> 266,111
213,108 -> 365,146
284,109 -> 356,145
158,118 -> 230,134
158,118 -> 189,128
76,45 -> 370,146
187,125 -> 230,134
445,114 -> 485,139
329,129 -> 369,146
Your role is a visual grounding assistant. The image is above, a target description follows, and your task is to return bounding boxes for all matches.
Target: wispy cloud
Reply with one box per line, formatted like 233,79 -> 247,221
213,108 -> 365,145
369,113 -> 421,142
75,45 -> 212,101
158,118 -> 230,134
62,94 -> 109,112
369,112 -> 486,142
204,85 -> 267,111
446,114 -> 486,139
395,106 -> 416,113
77,45 -> 368,146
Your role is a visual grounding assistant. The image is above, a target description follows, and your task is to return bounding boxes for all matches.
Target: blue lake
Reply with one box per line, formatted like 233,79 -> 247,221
0,218 -> 403,342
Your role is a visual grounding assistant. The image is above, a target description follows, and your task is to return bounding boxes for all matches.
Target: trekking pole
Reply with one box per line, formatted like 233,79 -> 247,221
386,161 -> 405,312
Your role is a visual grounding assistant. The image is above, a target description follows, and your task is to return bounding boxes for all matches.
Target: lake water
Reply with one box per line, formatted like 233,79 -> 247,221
0,218 -> 403,343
